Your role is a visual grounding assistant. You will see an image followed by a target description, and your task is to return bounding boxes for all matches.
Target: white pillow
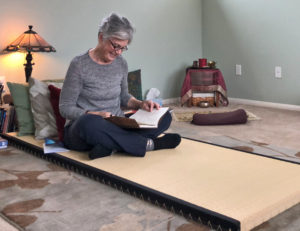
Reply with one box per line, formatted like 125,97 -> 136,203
28,77 -> 59,139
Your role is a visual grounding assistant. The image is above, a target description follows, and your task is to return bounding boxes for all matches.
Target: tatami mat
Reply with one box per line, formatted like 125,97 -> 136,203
6,133 -> 300,231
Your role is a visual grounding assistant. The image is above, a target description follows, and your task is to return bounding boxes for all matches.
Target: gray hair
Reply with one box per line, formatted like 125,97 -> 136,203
98,13 -> 135,44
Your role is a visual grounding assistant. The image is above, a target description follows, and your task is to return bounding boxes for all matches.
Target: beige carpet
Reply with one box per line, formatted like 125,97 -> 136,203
7,133 -> 300,231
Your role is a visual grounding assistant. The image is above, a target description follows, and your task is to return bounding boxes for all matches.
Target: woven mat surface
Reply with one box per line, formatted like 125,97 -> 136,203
4,133 -> 300,231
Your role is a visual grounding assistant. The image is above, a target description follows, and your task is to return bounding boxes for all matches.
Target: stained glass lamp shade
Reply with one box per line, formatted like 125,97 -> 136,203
3,25 -> 56,82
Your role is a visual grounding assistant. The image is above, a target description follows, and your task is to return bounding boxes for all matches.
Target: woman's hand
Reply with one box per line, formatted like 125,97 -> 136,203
86,111 -> 112,118
127,97 -> 160,112
140,100 -> 160,112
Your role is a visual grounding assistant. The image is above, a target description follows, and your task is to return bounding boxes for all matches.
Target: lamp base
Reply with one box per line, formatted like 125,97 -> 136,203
24,52 -> 34,82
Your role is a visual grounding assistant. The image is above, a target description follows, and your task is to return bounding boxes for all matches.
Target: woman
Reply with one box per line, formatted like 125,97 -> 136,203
59,13 -> 181,159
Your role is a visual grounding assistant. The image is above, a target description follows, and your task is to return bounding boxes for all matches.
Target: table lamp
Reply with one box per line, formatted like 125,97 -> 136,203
3,25 -> 56,82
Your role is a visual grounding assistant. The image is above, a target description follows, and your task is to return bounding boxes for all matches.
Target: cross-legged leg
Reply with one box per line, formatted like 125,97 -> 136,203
132,112 -> 181,151
63,114 -> 148,157
132,111 -> 172,139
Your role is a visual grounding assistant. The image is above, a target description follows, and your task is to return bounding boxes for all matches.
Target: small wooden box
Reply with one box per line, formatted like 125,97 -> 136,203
191,97 -> 215,107
187,92 -> 221,107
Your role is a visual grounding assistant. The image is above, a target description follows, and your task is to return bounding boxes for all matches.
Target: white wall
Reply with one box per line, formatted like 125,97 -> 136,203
0,0 -> 202,99
202,0 -> 300,105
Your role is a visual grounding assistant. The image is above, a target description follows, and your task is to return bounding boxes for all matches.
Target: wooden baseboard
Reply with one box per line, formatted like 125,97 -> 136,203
163,97 -> 180,105
229,97 -> 300,111
163,97 -> 300,111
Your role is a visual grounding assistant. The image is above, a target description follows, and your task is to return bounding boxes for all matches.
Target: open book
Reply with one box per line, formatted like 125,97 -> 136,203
105,107 -> 169,129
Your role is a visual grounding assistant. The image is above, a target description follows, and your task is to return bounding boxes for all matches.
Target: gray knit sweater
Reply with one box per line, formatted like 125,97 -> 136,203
59,51 -> 132,123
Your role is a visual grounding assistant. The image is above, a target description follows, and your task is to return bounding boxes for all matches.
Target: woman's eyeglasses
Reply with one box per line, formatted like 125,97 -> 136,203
109,39 -> 128,52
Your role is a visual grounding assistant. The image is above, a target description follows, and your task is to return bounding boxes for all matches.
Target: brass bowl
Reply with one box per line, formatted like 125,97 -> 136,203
208,61 -> 216,69
199,101 -> 210,108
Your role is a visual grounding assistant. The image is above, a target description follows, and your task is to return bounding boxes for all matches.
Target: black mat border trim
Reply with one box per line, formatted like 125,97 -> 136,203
181,136 -> 300,165
1,133 -> 240,231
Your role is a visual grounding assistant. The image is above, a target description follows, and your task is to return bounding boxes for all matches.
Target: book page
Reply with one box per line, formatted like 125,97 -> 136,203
129,107 -> 169,126
43,144 -> 69,154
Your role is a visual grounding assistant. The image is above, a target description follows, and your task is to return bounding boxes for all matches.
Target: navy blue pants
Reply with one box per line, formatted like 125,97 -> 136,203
63,112 -> 172,157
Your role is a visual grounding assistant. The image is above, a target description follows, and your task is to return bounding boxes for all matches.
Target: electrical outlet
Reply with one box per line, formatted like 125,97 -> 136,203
235,64 -> 242,76
275,66 -> 282,78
